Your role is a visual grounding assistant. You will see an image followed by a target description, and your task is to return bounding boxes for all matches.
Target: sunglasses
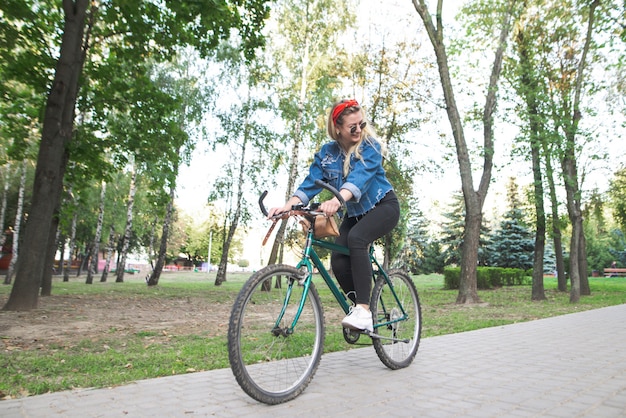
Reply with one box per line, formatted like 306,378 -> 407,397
349,121 -> 367,134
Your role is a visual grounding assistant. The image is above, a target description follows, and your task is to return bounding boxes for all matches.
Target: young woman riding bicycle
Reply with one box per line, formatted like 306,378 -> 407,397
268,98 -> 400,333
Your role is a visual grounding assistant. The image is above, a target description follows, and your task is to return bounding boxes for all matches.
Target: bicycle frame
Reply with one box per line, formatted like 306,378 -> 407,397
276,226 -> 410,336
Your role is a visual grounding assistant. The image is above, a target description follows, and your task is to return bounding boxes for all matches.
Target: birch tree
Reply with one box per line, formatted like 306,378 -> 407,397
349,36 -> 436,268
116,165 -> 137,283
99,225 -> 115,283
85,181 -> 106,284
265,0 -> 354,267
0,166 -> 9,249
4,160 -> 27,284
145,54 -> 208,286
211,62 -> 278,285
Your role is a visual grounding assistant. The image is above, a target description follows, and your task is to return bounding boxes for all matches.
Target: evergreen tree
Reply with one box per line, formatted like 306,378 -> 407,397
439,192 -> 491,267
609,167 -> 626,232
487,178 -> 534,270
583,189 -> 626,272
422,240 -> 446,274
488,207 -> 535,270
439,192 -> 465,267
543,242 -> 557,275
397,206 -> 431,274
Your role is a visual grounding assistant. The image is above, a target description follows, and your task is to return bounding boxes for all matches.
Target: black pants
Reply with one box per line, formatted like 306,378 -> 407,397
331,191 -> 400,305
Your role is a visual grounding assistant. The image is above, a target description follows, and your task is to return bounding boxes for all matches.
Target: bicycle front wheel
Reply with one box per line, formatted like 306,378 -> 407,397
228,264 -> 325,405
370,269 -> 421,369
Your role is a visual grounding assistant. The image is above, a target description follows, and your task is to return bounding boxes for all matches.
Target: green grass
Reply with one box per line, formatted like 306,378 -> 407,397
2,334 -> 229,397
0,272 -> 624,399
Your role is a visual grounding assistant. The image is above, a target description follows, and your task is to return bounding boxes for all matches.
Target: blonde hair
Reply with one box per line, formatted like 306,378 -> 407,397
326,100 -> 384,177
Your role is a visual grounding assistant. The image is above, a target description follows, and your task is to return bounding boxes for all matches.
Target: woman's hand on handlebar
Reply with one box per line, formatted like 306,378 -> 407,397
319,198 -> 341,216
267,196 -> 302,219
320,189 -> 352,216
267,205 -> 289,219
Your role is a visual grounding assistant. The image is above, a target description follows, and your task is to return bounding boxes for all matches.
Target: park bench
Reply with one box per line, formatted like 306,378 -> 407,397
603,268 -> 626,277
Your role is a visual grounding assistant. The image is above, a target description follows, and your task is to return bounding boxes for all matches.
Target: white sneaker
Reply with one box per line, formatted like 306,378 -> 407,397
341,305 -> 373,332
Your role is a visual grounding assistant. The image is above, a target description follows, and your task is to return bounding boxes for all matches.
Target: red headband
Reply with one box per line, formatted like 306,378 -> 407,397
331,99 -> 359,124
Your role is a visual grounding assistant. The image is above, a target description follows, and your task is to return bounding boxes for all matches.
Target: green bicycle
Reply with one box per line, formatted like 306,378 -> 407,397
227,180 -> 422,404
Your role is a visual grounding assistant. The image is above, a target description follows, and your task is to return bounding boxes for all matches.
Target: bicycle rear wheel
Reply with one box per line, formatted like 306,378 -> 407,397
228,264 -> 325,404
370,269 -> 421,369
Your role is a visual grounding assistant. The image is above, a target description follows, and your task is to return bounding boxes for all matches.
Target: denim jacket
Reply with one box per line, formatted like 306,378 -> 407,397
293,137 -> 393,217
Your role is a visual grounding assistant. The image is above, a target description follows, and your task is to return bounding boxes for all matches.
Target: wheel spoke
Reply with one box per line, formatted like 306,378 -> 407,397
371,269 -> 422,369
228,265 -> 325,404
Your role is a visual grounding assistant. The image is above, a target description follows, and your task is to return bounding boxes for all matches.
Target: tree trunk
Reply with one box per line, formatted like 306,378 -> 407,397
561,130 -> 584,304
77,244 -> 90,277
3,1 -> 90,311
147,215 -> 158,270
42,161 -> 67,296
268,122 -> 302,267
214,224 -> 234,285
542,141 -> 567,291
579,224 -> 590,295
57,237 -> 66,276
86,181 -> 106,284
64,210 -> 78,282
266,104 -> 302,292
515,26 -> 546,301
4,160 -> 27,285
456,208 -> 481,304
413,0 -> 514,304
568,208 -> 583,303
40,208 -> 62,296
268,33 -> 307,269
100,225 -> 115,282
116,165 -> 137,283
530,139 -> 546,301
147,185 -> 175,286
0,165 -> 9,248
383,233 -> 392,272
561,0 -> 599,303
215,123 -> 249,285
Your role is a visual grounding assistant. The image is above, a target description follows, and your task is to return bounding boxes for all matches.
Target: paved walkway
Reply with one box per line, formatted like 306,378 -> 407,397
1,304 -> 625,417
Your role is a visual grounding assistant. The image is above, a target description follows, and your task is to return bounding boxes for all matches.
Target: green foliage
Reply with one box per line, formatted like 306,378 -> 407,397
396,206 -> 432,274
609,166 -> 626,231
444,266 -> 529,289
487,178 -> 535,270
439,192 -> 491,267
422,240 -> 446,274
487,208 -> 535,269
384,155 -> 417,265
583,188 -> 626,272
171,210 -> 239,266
439,193 -> 466,266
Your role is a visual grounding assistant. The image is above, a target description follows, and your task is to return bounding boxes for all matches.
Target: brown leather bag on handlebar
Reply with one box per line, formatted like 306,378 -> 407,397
313,215 -> 339,239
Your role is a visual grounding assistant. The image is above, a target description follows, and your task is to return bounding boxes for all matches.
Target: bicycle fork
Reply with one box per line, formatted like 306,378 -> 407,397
271,271 -> 310,337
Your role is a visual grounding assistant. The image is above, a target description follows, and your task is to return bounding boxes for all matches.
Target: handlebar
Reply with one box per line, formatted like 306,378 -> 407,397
258,191 -> 269,217
258,179 -> 347,218
314,179 -> 346,208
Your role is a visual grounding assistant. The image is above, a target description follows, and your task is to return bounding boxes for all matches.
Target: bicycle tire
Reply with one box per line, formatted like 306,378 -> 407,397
228,264 -> 325,404
370,268 -> 421,369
